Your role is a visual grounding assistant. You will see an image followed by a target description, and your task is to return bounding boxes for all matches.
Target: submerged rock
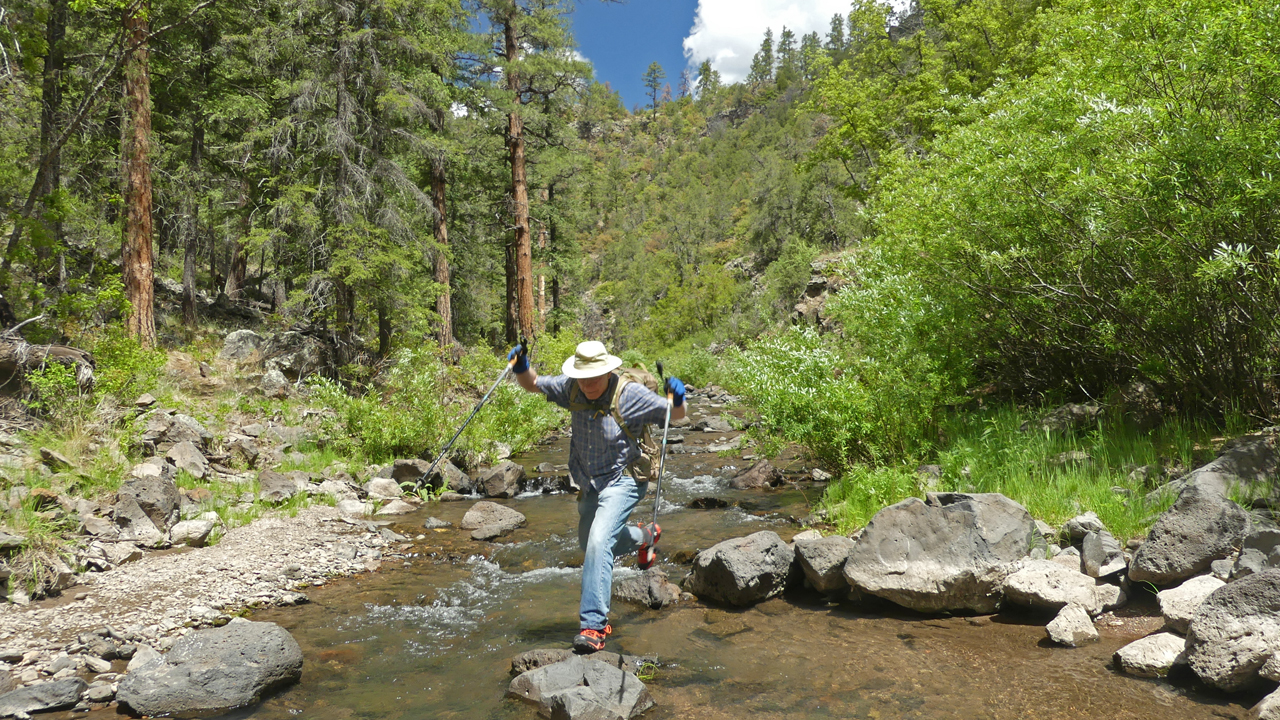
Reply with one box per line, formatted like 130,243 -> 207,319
843,493 -> 1036,613
116,620 -> 303,716
729,460 -> 783,490
684,531 -> 795,607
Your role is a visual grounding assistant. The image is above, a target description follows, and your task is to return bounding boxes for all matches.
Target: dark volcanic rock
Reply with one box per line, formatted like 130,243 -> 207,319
479,461 -> 526,499
1186,568 -> 1280,691
843,492 -> 1036,613
729,460 -> 783,490
507,655 -> 654,720
0,679 -> 87,716
116,620 -> 303,716
1129,479 -> 1248,586
683,531 -> 795,606
613,568 -> 682,609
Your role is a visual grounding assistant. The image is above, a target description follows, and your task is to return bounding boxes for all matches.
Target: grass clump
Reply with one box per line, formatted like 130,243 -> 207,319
816,405 -> 1236,542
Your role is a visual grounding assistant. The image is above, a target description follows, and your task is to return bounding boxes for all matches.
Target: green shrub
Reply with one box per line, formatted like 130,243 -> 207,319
24,363 -> 84,418
88,325 -> 167,401
728,326 -> 947,468
310,345 -> 562,463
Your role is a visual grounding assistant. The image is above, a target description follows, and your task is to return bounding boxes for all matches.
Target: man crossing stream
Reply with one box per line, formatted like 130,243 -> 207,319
511,340 -> 686,653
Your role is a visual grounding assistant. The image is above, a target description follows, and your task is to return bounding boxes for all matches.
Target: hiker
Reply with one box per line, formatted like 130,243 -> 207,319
510,340 -> 686,653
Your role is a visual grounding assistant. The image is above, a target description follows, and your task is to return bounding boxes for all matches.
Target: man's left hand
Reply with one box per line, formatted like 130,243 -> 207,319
665,377 -> 686,407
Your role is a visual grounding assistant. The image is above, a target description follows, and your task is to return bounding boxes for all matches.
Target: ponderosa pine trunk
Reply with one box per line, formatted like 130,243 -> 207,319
503,14 -> 535,343
121,0 -> 156,347
39,0 -> 67,285
431,144 -> 453,348
223,184 -> 249,298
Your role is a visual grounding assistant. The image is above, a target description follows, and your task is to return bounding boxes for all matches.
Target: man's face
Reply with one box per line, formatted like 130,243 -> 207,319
579,373 -> 610,400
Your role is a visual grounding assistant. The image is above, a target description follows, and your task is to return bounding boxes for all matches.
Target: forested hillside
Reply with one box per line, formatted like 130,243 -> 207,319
1,0 -> 1278,509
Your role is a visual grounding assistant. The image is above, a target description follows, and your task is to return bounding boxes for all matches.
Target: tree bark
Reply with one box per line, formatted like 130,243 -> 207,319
38,0 -> 68,283
121,0 -> 156,347
504,14 -> 535,342
431,144 -> 453,348
223,183 -> 249,297
377,302 -> 391,358
183,22 -> 213,329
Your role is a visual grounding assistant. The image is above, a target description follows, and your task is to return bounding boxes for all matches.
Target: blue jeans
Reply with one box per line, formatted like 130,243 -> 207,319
577,476 -> 648,630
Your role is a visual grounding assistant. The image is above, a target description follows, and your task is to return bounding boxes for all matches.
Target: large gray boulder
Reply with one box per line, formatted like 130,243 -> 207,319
113,495 -> 166,545
219,329 -> 264,361
1129,479 -> 1248,585
258,471 -> 306,504
166,441 -> 208,479
842,493 -> 1036,613
170,519 -> 216,548
480,461 -> 526,498
116,476 -> 181,531
460,501 -> 526,533
1185,568 -> 1280,691
1157,574 -> 1225,634
507,655 -> 654,720
1002,559 -> 1125,616
1149,431 -> 1279,502
794,535 -> 856,596
684,531 -> 794,606
262,331 -> 333,381
116,620 -> 303,716
0,679 -> 87,716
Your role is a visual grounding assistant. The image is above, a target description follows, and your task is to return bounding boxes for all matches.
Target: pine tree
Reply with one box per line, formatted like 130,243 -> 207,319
678,68 -> 691,99
695,60 -> 720,99
775,26 -> 798,88
747,28 -> 774,85
121,0 -> 156,347
826,13 -> 845,54
642,61 -> 666,113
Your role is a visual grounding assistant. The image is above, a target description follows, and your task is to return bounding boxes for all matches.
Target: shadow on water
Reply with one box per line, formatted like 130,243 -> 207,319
72,417 -> 1259,719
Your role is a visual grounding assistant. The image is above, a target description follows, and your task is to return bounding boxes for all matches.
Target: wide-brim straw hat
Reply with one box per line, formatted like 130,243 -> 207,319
562,340 -> 623,379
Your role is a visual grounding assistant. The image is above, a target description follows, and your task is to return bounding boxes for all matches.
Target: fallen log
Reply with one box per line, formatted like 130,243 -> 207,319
0,317 -> 95,394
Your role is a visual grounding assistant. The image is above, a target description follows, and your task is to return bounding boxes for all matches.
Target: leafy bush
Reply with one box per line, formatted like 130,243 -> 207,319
24,363 -> 84,418
871,0 -> 1280,416
310,346 -> 562,463
88,325 -> 167,401
728,325 -> 948,468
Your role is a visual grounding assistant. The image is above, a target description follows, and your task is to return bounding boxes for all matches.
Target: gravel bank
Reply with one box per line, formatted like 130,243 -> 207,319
0,506 -> 401,683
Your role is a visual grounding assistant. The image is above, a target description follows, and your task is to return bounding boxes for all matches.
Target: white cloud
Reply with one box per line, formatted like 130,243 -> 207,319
682,0 -> 853,83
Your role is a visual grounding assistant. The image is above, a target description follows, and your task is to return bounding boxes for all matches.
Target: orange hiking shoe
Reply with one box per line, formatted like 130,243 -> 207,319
637,523 -> 661,570
573,624 -> 612,654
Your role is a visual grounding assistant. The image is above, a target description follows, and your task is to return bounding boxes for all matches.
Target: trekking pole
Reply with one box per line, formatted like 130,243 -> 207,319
652,361 -> 672,526
412,338 -> 528,492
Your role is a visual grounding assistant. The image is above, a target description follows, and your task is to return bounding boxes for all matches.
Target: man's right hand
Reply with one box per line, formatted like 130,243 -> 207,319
508,344 -> 530,375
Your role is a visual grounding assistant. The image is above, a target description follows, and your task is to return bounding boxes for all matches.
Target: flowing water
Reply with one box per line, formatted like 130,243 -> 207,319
78,407 -> 1259,719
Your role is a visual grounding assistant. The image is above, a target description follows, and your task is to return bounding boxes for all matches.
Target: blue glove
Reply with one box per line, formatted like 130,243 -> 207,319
665,377 -> 686,408
507,344 -> 529,375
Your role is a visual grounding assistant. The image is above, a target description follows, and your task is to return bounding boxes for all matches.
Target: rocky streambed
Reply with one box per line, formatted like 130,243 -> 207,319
4,398 -> 1279,719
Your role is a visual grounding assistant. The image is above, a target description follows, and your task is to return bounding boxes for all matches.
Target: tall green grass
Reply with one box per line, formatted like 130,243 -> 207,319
817,406 -> 1237,542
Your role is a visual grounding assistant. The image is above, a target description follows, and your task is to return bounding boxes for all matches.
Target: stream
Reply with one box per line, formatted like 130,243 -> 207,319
85,403 -> 1256,719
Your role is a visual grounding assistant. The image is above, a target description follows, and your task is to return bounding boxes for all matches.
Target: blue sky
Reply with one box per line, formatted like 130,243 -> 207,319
570,0 -> 857,110
570,0 -> 700,112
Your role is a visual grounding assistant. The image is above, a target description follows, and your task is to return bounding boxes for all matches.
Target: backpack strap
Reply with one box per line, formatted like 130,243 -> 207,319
566,376 -> 639,442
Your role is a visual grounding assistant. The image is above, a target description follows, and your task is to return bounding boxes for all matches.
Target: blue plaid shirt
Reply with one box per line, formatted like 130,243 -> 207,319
536,373 -> 669,492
